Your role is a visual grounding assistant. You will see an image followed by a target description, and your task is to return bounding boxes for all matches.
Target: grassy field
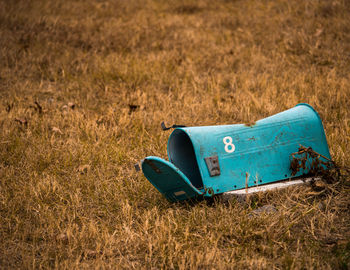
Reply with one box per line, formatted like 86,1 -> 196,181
1,0 -> 350,268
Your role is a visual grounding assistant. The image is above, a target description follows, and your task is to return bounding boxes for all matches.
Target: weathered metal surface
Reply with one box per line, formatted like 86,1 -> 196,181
204,155 -> 221,177
220,177 -> 317,202
144,159 -> 161,174
141,104 -> 332,202
141,156 -> 203,202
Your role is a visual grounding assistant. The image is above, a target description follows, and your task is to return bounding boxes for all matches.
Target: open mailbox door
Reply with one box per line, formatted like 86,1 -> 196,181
141,157 -> 203,202
141,104 -> 332,202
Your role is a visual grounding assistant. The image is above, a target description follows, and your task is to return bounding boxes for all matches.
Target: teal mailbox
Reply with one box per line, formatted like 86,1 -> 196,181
141,104 -> 331,202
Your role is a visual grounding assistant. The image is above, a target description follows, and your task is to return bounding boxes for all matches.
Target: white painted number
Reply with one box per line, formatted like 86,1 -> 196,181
223,136 -> 235,153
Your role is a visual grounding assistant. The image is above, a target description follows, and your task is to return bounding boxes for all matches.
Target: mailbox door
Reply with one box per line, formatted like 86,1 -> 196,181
141,156 -> 203,202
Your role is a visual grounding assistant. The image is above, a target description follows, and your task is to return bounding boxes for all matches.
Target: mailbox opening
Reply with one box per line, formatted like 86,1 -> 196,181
168,129 -> 204,189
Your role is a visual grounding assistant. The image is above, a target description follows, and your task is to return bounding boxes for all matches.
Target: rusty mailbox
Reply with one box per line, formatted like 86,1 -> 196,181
140,104 -> 331,202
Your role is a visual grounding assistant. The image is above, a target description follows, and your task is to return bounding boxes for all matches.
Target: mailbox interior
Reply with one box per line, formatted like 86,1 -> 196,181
168,129 -> 204,189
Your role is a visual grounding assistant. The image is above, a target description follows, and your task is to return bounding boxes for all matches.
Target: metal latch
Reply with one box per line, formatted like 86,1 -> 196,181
204,155 -> 221,177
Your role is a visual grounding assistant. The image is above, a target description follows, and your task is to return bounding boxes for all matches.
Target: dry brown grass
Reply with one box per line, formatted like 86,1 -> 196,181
1,0 -> 350,268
